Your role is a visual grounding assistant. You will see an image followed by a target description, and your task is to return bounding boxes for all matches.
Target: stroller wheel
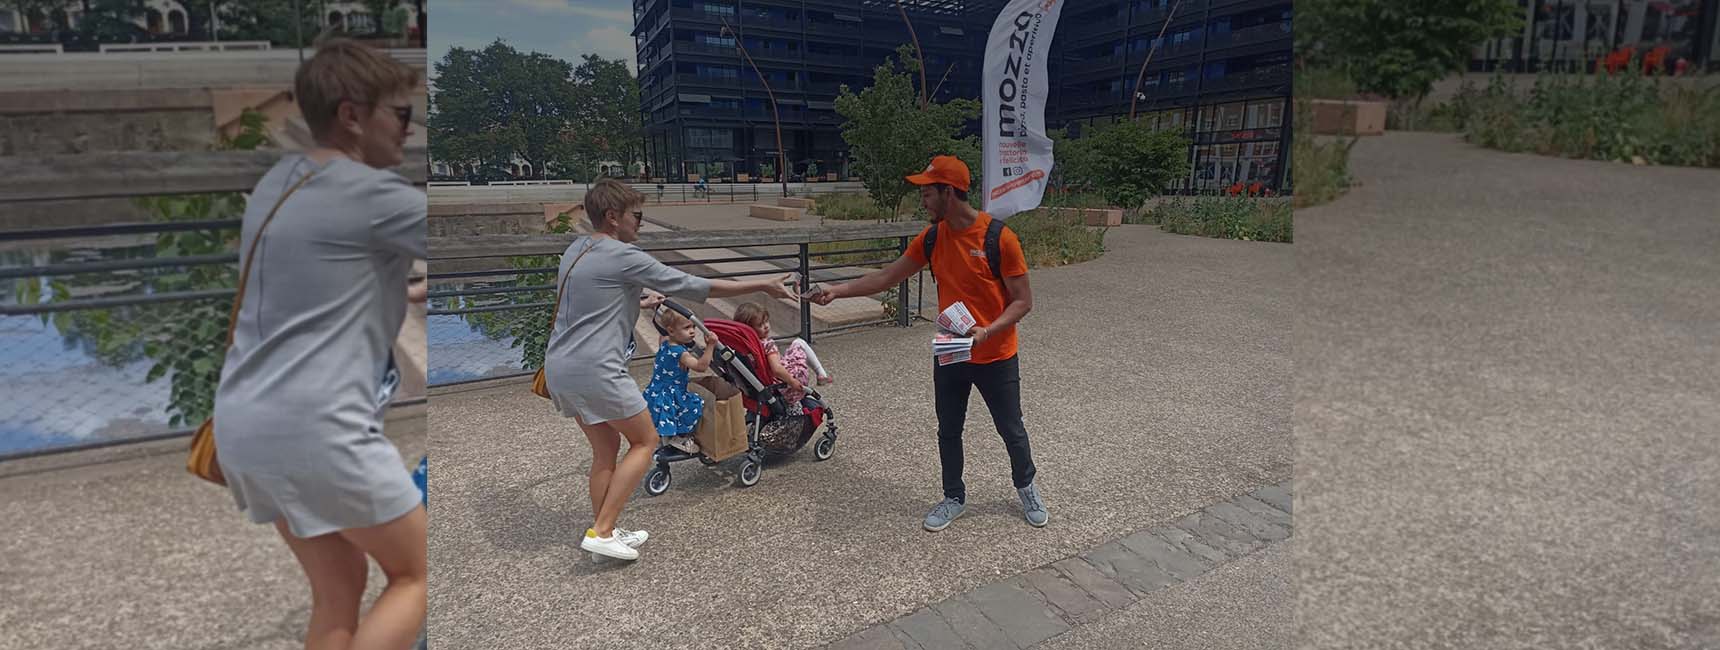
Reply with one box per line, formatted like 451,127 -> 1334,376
735,456 -> 762,487
813,435 -> 836,461
644,465 -> 672,496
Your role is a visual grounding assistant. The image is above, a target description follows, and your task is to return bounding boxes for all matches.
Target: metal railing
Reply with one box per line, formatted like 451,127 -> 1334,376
0,148 -> 428,461
645,182 -> 861,202
425,222 -> 929,388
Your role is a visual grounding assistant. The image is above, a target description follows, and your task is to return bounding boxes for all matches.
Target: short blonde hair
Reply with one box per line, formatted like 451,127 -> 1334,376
294,38 -> 420,140
584,179 -> 646,231
656,308 -> 692,333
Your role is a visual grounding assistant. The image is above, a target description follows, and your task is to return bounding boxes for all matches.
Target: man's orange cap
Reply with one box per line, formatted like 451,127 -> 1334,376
904,155 -> 971,192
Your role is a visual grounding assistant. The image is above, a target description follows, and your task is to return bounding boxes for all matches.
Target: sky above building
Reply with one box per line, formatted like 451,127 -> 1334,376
429,0 -> 634,79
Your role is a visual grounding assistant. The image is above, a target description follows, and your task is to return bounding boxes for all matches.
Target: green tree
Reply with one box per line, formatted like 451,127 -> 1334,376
15,111 -> 274,426
363,0 -> 388,31
77,0 -> 147,39
562,55 -> 643,180
835,45 -> 982,220
429,40 -> 576,180
382,3 -> 411,36
8,0 -> 61,33
1056,120 -> 1190,211
211,0 -> 319,47
1297,0 -> 1521,101
453,213 -> 577,370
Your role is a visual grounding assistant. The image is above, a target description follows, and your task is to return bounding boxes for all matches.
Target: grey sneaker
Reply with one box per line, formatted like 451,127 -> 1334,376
1018,483 -> 1048,527
923,497 -> 966,531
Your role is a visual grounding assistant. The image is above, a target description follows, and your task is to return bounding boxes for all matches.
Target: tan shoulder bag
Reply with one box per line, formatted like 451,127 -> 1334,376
187,171 -> 317,485
531,241 -> 597,398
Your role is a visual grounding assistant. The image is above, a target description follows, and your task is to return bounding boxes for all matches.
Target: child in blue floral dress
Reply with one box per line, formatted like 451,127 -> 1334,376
644,309 -> 717,453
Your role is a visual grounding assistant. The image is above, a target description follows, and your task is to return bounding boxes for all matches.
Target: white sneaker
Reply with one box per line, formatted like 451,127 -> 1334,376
669,435 -> 700,454
614,526 -> 649,548
580,528 -> 639,561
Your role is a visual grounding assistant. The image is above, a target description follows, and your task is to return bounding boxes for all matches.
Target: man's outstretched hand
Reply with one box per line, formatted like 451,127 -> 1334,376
802,284 -> 837,305
760,273 -> 799,302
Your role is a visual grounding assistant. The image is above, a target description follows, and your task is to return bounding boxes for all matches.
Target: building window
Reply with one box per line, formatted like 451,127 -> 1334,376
695,64 -> 740,80
698,33 -> 734,47
1245,100 -> 1284,129
1208,17 -> 1230,39
700,2 -> 736,18
687,127 -> 734,149
347,11 -> 376,32
1220,103 -> 1245,130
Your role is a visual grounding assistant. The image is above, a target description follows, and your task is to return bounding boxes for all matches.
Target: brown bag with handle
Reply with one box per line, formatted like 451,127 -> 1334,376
187,171 -> 317,486
531,241 -> 596,398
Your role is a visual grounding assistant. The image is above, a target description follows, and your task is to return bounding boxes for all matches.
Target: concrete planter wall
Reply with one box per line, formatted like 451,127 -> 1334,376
1045,207 -> 1123,227
1308,99 -> 1387,136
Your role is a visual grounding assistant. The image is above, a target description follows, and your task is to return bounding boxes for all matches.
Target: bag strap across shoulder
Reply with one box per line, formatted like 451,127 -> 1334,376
547,239 -> 600,331
224,170 -> 317,347
920,217 -> 1009,281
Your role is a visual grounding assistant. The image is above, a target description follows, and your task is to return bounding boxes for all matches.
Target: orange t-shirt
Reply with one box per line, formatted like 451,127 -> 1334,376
906,212 -> 1028,364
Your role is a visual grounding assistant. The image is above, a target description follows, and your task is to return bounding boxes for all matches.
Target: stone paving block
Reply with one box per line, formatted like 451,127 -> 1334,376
890,607 -> 969,650
1253,483 -> 1292,513
1173,510 -> 1261,558
1020,566 -> 1109,624
933,594 -> 1021,650
827,623 -> 911,650
1118,530 -> 1212,581
885,623 -> 926,650
1052,557 -> 1136,609
1235,494 -> 1293,529
965,580 -> 1071,649
1149,525 -> 1231,565
1208,501 -> 1290,542
1081,541 -> 1180,597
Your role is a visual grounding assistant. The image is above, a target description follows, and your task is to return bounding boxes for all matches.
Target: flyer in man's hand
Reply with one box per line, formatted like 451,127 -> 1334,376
933,333 -> 973,354
936,302 -> 977,335
933,302 -> 977,366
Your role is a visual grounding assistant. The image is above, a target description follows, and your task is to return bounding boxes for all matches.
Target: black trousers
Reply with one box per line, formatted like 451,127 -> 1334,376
933,354 -> 1037,502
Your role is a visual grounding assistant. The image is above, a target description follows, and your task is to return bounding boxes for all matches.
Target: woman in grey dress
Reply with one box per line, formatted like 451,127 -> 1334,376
549,179 -> 797,561
211,40 -> 426,650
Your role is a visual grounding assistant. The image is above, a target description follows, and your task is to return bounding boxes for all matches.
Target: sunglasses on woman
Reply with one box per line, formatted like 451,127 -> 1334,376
346,100 -> 413,130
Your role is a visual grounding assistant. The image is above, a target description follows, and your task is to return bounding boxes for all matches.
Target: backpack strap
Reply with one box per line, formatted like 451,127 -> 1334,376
921,223 -> 938,273
923,219 -> 1009,281
984,218 -> 1007,281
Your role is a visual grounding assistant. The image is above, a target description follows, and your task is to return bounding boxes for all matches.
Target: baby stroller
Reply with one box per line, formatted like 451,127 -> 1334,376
642,301 -> 839,496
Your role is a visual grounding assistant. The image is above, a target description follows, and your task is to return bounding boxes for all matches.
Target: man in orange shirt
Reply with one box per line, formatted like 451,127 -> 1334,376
806,155 -> 1046,531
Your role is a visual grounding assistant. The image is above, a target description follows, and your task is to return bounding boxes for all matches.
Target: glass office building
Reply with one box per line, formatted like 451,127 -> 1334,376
1471,0 -> 1719,73
634,0 -> 1292,192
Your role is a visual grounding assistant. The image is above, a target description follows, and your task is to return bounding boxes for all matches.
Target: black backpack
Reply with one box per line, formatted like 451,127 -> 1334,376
922,218 -> 1009,281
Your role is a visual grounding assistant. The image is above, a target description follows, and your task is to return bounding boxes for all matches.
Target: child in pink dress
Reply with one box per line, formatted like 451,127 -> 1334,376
731,302 -> 832,413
